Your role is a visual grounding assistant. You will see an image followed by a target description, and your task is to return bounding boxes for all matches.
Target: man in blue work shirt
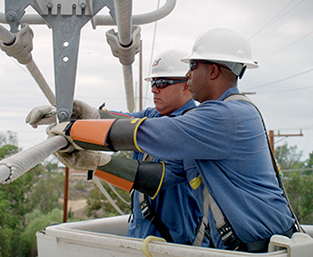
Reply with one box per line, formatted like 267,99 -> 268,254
48,28 -> 296,252
121,50 -> 201,244
26,50 -> 203,245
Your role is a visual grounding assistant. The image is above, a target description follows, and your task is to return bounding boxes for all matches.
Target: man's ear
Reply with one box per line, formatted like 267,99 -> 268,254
208,64 -> 220,80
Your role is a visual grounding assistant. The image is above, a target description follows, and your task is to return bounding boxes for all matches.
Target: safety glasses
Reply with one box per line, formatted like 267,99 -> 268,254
151,78 -> 187,89
189,60 -> 232,72
189,60 -> 215,71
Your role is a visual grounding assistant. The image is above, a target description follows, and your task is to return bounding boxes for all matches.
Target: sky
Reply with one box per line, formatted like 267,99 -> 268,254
0,0 -> 313,162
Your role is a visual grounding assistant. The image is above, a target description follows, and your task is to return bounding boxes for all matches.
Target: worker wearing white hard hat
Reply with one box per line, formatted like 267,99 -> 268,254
126,49 -> 201,244
182,27 -> 258,79
145,50 -> 190,81
47,28 -> 297,252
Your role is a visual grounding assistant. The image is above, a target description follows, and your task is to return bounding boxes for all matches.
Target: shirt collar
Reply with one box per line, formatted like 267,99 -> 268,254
217,87 -> 240,101
168,99 -> 197,117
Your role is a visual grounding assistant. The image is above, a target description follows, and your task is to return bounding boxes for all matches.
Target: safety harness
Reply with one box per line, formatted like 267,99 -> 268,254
193,94 -> 301,252
138,192 -> 174,242
130,153 -> 174,243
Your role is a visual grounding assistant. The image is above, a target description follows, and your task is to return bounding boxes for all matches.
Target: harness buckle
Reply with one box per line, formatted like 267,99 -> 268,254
218,220 -> 241,250
139,199 -> 155,221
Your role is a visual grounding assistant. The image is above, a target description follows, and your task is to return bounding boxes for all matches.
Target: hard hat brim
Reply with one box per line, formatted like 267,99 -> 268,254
181,54 -> 259,69
144,74 -> 188,82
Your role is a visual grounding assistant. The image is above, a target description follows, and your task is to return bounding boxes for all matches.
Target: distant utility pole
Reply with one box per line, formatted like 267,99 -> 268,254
63,167 -> 69,223
268,130 -> 303,158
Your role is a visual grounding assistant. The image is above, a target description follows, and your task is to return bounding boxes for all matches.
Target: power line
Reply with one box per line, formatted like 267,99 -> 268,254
248,0 -> 294,40
257,85 -> 313,94
249,0 -> 305,40
260,30 -> 313,62
248,68 -> 313,90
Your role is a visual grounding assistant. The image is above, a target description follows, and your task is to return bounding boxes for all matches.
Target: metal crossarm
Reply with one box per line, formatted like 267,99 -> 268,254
4,0 -> 115,122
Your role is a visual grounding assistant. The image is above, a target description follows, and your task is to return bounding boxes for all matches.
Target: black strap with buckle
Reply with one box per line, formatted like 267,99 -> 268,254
239,225 -> 297,253
194,216 -> 215,247
139,195 -> 174,243
217,217 -> 241,250
128,154 -> 173,243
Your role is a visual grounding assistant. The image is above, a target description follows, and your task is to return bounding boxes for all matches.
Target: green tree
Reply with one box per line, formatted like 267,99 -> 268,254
85,181 -> 131,218
0,131 -> 19,147
275,143 -> 313,224
28,171 -> 64,214
0,191 -> 14,257
284,171 -> 313,224
302,152 -> 313,171
0,131 -> 68,256
22,208 -> 63,255
0,131 -> 38,256
275,143 -> 303,169
0,144 -> 18,159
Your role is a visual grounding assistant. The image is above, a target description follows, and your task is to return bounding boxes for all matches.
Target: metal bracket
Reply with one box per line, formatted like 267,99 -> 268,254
4,0 -> 30,32
4,0 -> 116,122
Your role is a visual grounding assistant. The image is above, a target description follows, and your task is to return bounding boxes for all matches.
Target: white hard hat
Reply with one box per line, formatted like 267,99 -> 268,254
182,28 -> 258,78
145,50 -> 189,81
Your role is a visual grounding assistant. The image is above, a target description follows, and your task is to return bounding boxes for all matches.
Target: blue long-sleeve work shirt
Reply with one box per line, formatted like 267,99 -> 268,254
135,87 -> 295,249
119,99 -> 203,244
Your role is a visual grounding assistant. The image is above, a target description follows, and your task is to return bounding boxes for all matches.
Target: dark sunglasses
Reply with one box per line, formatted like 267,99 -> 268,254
151,78 -> 187,89
189,60 -> 232,72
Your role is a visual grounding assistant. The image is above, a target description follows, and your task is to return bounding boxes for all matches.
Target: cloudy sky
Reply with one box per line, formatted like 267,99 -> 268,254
0,0 -> 313,162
